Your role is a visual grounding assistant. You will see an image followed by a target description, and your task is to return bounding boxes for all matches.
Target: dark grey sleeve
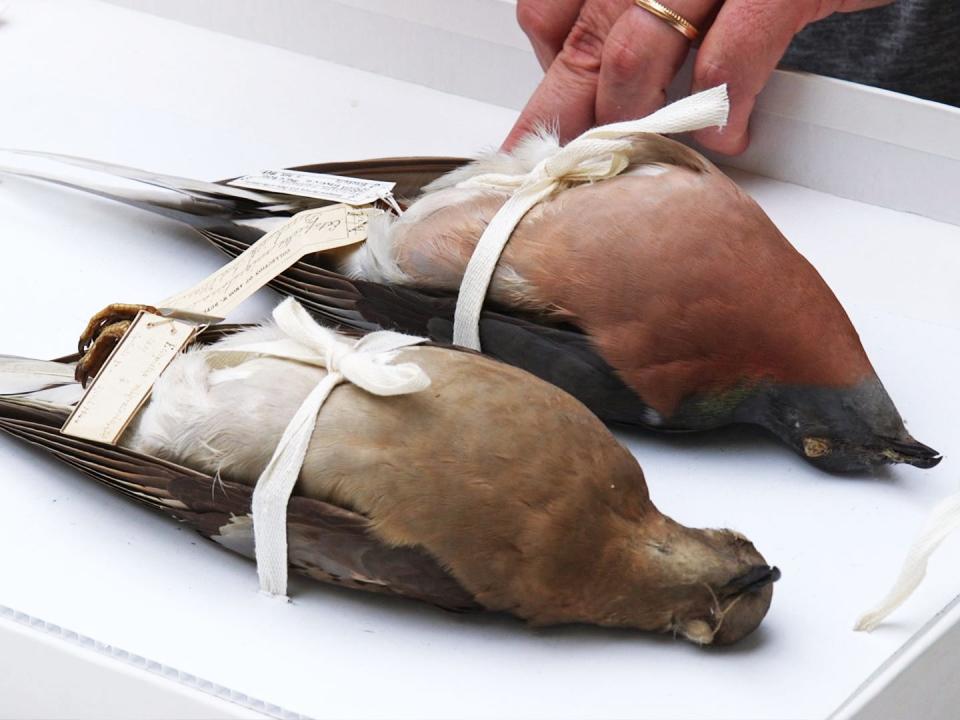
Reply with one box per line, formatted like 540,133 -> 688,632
780,1 -> 959,108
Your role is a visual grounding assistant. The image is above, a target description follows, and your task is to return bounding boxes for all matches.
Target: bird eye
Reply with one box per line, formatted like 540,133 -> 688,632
645,540 -> 671,555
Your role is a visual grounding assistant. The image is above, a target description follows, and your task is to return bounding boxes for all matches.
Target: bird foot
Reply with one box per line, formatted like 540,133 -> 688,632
76,303 -> 159,387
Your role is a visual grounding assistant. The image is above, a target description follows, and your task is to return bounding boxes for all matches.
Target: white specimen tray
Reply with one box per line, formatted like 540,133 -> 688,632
1,2 -> 959,719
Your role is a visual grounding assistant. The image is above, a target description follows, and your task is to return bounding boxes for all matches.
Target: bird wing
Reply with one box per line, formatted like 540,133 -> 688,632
0,150 -> 467,223
0,356 -> 79,399
0,148 -> 302,222
0,393 -> 479,612
256,266 -> 656,426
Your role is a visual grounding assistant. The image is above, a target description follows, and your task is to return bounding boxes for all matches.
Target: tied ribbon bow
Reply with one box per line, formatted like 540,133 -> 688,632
452,84 -> 730,351
219,298 -> 430,599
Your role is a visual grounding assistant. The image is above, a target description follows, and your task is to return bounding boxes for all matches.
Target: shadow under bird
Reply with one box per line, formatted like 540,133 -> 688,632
0,142 -> 941,472
0,306 -> 778,645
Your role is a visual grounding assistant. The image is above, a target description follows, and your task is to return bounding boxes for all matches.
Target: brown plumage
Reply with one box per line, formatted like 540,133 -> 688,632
383,139 -> 871,414
1,317 -> 777,645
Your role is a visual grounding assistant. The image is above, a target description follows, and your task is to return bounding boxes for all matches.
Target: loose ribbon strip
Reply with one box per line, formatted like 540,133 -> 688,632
212,298 -> 430,599
451,84 -> 730,351
855,487 -> 960,632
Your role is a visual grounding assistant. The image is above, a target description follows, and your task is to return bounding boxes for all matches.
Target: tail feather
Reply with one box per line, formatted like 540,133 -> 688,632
0,148 -> 292,207
1,149 -> 282,204
1,153 -> 472,258
0,149 -> 305,232
0,356 -> 82,409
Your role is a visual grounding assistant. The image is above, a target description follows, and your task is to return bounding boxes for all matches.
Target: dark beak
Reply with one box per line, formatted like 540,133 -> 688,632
881,437 -> 942,469
720,565 -> 781,598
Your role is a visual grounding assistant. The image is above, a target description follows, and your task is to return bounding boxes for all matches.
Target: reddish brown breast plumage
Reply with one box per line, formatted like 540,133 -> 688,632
392,160 -> 876,417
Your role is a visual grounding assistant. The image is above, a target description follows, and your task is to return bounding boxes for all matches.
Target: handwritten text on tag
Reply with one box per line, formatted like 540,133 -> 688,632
161,204 -> 371,318
229,170 -> 396,206
61,313 -> 198,444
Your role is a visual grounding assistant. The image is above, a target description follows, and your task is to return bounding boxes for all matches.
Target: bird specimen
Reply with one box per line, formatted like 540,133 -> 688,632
0,140 -> 940,473
0,300 -> 778,645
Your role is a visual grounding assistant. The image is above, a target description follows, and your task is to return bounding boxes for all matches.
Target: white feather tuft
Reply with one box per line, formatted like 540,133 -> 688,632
423,129 -> 561,193
338,130 -> 569,301
340,210 -> 411,284
123,323 -> 324,484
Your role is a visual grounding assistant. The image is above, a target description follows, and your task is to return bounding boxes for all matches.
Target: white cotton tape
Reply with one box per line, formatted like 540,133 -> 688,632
855,488 -> 960,632
212,298 -> 430,599
451,84 -> 729,351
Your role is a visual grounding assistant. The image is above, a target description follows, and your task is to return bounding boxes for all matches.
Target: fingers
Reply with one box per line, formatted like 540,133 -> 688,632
691,0 -> 816,155
595,0 -> 716,125
516,0 -> 586,70
505,0 -> 722,150
510,0 -> 867,155
503,0 -> 629,150
690,0 -> 893,154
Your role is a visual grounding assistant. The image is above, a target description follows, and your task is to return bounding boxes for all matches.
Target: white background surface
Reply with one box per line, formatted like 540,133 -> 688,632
0,613 -> 266,719
1,2 -> 960,719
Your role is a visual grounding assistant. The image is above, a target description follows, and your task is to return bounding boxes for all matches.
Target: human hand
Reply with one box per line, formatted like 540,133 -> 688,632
506,0 -> 892,154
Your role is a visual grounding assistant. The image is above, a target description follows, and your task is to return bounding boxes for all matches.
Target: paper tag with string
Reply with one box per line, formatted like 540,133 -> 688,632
229,169 -> 402,214
161,203 -> 373,317
61,203 -> 376,444
61,312 -> 197,443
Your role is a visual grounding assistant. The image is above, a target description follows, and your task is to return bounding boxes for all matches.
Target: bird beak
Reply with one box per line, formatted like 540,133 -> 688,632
880,437 -> 943,469
800,434 -> 942,471
719,564 -> 781,599
683,565 -> 780,646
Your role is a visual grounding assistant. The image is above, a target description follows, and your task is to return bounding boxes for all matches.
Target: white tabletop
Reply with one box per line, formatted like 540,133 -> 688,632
1,2 -> 959,719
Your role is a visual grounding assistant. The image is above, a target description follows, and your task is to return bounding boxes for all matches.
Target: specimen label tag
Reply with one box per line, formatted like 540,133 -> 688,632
61,313 -> 198,444
62,203 -> 373,444
229,169 -> 396,206
161,203 -> 371,318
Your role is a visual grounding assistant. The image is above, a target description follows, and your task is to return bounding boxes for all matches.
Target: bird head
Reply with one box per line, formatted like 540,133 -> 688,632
614,217 -> 943,473
591,514 -> 778,645
732,378 -> 942,472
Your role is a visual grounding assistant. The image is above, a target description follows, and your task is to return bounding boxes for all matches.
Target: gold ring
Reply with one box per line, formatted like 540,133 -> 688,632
634,0 -> 699,40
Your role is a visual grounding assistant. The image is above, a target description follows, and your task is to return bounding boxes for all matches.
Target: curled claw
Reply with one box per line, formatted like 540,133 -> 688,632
75,303 -> 159,387
75,321 -> 131,387
78,303 -> 158,354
